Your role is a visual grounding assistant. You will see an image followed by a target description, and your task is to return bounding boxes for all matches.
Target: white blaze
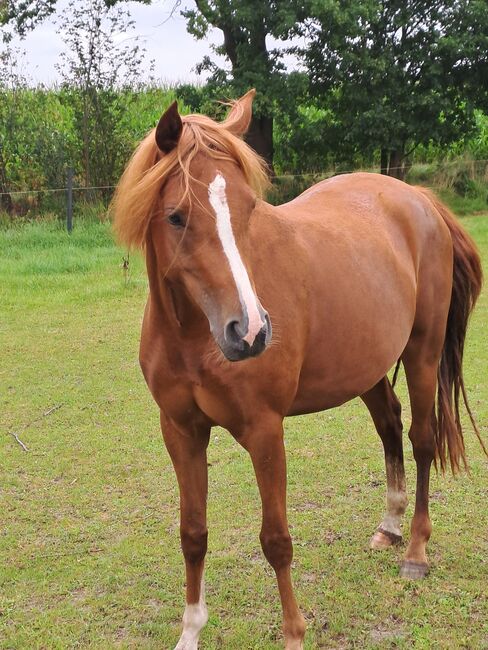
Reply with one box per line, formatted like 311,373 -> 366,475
208,172 -> 264,345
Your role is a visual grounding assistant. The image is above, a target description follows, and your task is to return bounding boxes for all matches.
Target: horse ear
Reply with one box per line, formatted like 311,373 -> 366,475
223,89 -> 256,136
155,101 -> 183,153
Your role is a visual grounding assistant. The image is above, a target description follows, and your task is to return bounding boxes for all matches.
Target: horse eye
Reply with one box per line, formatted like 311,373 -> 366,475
167,212 -> 185,228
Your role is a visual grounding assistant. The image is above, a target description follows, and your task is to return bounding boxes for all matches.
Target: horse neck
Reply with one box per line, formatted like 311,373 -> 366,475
145,237 -> 208,339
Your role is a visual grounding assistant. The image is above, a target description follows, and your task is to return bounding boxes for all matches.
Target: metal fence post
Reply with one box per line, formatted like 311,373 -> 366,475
66,167 -> 73,233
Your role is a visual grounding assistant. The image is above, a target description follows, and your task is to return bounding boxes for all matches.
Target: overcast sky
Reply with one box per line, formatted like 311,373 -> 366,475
9,0 -> 228,86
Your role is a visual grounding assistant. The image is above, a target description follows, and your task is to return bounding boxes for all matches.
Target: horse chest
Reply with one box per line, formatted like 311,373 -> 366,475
142,339 -> 249,430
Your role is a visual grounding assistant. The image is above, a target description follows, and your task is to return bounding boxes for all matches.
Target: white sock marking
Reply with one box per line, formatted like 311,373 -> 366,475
381,489 -> 408,537
208,172 -> 263,345
174,579 -> 208,650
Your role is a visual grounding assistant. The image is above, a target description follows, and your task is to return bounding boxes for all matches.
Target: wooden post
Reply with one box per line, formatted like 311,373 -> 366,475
66,167 -> 73,233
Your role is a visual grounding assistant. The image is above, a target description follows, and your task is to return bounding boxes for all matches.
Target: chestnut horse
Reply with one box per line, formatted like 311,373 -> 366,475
112,90 -> 484,649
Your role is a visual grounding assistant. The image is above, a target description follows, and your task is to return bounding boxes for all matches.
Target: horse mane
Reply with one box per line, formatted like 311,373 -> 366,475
111,106 -> 270,250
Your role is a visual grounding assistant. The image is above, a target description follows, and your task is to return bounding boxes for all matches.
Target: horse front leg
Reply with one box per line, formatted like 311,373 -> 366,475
161,412 -> 211,649
239,415 -> 306,650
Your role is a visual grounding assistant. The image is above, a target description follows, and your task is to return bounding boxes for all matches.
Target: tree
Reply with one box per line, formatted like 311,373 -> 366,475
182,1 -> 310,168
301,0 -> 488,178
3,0 -> 311,169
2,0 -> 156,191
56,0 -> 153,187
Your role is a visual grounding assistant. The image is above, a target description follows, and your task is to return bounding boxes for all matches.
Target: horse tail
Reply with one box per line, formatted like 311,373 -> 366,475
416,187 -> 485,473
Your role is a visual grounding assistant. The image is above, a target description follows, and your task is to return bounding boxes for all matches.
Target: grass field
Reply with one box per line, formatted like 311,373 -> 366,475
1,212 -> 487,649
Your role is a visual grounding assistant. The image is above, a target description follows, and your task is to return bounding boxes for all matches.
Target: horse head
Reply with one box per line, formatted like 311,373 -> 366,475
113,90 -> 272,361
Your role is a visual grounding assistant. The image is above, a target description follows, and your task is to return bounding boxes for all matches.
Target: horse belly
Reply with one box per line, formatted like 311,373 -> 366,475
288,235 -> 416,415
291,328 -> 407,414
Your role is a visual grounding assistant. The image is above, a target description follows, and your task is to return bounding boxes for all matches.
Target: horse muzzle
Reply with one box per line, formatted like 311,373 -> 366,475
220,311 -> 272,361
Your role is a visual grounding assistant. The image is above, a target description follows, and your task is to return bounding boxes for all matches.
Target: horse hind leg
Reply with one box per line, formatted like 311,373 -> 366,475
399,334 -> 443,579
361,377 -> 407,549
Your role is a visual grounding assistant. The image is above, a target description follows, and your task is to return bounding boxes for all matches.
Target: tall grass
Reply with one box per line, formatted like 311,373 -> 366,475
407,157 -> 488,215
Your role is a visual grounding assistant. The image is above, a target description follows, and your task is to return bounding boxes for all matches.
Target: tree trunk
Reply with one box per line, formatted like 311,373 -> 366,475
380,148 -> 388,175
388,149 -> 405,180
246,114 -> 274,173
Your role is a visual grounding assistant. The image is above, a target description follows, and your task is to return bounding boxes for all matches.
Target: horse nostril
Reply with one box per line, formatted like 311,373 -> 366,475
224,319 -> 245,345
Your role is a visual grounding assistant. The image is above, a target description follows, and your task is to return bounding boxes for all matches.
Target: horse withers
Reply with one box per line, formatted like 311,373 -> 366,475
112,90 -> 484,650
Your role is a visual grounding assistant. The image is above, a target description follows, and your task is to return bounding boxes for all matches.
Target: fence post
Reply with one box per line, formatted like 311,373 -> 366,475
66,167 -> 74,233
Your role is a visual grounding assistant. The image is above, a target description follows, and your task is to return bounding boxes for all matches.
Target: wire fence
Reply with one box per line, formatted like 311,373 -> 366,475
0,173 -> 118,231
2,157 -> 488,230
0,185 -> 117,196
3,158 -> 488,195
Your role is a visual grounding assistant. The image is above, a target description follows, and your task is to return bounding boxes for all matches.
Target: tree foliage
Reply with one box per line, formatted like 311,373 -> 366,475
300,0 -> 488,177
183,0 -> 310,166
56,0 -> 153,187
1,0 -> 150,37
2,0 -> 488,181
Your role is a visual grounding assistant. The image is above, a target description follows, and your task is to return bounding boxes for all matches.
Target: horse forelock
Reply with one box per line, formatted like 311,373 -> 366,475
111,112 -> 269,250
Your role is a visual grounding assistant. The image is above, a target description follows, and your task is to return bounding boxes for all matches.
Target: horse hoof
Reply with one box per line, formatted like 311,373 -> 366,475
370,527 -> 402,550
399,560 -> 429,579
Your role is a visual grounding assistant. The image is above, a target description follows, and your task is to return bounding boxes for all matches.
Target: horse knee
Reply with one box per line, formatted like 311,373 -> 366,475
180,525 -> 208,565
376,395 -> 403,447
391,393 -> 402,420
408,425 -> 435,462
260,530 -> 293,570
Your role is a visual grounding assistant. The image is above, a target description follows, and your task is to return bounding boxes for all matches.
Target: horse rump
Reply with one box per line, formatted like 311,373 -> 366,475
416,187 -> 485,473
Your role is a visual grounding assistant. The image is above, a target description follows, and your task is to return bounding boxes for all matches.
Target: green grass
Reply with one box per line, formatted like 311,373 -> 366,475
1,213 -> 487,649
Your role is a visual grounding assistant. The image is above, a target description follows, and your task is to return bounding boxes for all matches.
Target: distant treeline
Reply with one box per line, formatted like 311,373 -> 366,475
2,0 -> 488,216
1,81 -> 488,216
